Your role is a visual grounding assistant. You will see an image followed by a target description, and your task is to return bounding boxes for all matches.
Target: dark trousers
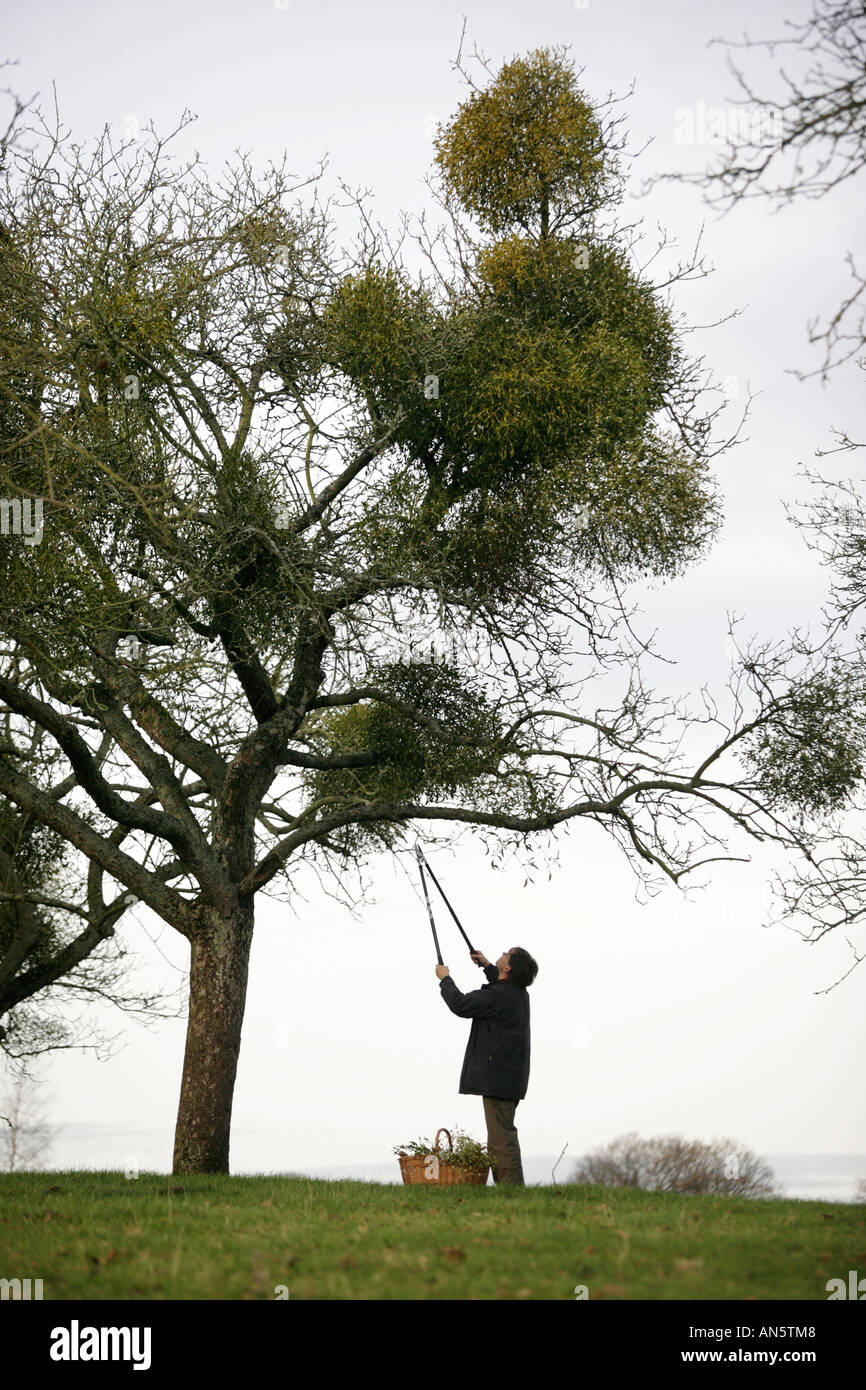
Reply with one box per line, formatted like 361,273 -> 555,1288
483,1096 -> 524,1186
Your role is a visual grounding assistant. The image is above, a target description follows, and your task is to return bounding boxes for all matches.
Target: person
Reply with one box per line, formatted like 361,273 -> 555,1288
435,946 -> 538,1187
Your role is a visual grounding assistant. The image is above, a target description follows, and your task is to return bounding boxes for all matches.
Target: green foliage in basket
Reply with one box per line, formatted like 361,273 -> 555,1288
393,1128 -> 492,1172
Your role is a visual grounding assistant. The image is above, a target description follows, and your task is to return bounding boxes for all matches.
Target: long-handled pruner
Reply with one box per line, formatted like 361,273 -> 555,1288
415,843 -> 443,965
415,842 -> 482,964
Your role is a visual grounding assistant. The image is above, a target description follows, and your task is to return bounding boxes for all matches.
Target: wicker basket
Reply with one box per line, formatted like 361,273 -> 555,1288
397,1127 -> 490,1186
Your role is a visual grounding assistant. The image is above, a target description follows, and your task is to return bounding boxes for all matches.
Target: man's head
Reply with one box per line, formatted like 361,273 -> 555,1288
497,946 -> 539,988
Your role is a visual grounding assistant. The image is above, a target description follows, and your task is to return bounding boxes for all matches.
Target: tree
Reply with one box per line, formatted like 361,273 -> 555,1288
659,0 -> 866,381
0,59 -> 36,166
569,1131 -> 779,1199
0,96 -> 321,1129
0,73 -> 183,1059
0,1062 -> 59,1171
0,714 -> 182,1063
654,3 -> 866,973
0,45 -> 836,1174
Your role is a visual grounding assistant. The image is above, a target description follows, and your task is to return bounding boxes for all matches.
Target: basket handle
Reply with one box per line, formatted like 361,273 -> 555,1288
433,1128 -> 453,1155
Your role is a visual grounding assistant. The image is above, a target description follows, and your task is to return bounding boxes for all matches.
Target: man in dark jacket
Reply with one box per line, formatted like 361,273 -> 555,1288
436,946 -> 538,1186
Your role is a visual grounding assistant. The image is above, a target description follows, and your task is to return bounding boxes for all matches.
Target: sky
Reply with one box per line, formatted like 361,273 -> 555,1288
2,0 -> 864,1178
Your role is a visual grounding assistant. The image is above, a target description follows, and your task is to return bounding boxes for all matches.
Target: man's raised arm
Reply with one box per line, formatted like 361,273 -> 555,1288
437,971 -> 501,1018
469,951 -> 498,984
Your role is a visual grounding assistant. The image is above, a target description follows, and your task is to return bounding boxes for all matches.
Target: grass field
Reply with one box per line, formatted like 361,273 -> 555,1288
1,1171 -> 863,1300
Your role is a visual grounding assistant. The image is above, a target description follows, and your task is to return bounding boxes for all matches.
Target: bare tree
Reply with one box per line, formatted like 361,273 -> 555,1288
652,0 -> 866,379
0,1062 -> 59,1171
645,3 -> 866,979
0,59 -> 37,168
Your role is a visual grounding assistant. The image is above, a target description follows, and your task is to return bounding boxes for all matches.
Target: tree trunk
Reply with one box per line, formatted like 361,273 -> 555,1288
172,898 -> 255,1174
540,191 -> 550,240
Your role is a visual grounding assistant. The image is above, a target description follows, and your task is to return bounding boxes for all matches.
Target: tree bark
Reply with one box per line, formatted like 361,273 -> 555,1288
172,898 -> 255,1175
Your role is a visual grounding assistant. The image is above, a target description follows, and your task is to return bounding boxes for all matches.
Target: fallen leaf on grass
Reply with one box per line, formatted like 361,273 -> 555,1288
441,1246 -> 466,1261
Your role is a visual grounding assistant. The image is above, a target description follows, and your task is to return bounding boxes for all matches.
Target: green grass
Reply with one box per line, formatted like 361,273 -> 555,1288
1,1171 -> 863,1300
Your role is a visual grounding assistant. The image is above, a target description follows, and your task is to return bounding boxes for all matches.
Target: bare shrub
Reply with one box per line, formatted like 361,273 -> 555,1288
569,1131 -> 779,1198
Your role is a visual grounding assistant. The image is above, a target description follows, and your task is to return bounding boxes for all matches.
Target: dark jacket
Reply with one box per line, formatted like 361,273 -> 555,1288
439,964 -> 530,1100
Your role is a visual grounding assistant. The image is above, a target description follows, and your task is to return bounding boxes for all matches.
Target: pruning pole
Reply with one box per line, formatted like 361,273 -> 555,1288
416,846 -> 478,958
415,844 -> 443,965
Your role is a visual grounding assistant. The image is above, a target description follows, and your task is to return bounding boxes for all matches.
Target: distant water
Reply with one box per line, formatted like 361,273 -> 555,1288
31,1125 -> 866,1203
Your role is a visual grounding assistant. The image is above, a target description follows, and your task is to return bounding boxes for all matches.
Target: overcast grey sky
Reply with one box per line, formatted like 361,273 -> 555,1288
3,0 -> 864,1174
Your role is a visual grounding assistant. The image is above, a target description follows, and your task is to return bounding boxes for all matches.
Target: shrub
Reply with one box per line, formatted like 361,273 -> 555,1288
569,1131 -> 779,1198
